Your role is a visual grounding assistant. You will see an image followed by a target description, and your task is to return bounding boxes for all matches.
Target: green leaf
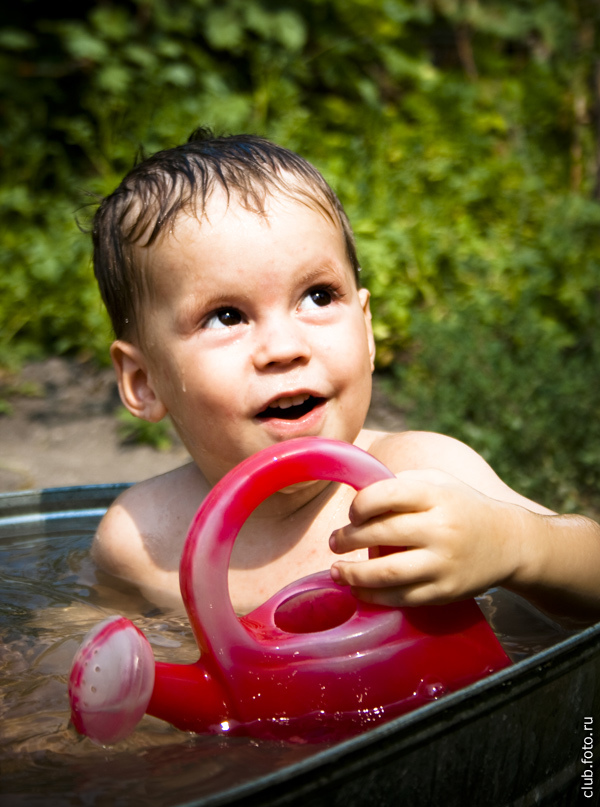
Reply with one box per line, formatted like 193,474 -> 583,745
205,8 -> 243,50
0,27 -> 36,51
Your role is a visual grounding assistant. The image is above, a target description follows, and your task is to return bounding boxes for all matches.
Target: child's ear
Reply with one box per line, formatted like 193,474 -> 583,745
110,340 -> 167,423
358,288 -> 376,372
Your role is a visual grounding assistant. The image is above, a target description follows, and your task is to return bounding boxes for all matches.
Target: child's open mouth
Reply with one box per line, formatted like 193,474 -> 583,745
256,395 -> 326,421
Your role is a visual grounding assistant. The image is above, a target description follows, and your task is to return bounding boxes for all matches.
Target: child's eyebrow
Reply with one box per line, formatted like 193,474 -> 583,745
294,262 -> 349,287
181,289 -> 250,314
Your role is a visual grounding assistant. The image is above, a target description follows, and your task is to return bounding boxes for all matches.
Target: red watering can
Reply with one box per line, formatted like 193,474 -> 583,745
69,437 -> 510,745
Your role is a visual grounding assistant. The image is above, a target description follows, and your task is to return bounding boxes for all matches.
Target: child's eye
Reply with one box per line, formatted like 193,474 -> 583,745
300,287 -> 336,310
204,308 -> 243,329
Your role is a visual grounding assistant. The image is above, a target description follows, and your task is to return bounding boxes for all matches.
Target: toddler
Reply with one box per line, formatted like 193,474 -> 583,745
91,127 -> 600,624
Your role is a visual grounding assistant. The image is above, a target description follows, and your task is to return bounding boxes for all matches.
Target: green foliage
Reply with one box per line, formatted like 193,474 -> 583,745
116,407 -> 175,452
392,299 -> 600,514
1,0 -> 600,509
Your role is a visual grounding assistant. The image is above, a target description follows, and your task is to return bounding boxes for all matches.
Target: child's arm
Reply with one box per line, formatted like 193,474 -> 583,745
330,432 -> 600,624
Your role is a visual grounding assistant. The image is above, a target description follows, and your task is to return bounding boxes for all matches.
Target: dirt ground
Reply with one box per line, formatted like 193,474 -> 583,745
0,358 -> 406,493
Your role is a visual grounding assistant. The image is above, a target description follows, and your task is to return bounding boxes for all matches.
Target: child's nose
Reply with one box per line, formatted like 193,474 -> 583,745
253,315 -> 312,368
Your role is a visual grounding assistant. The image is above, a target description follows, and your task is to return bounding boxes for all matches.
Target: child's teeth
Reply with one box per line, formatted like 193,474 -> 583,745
271,394 -> 309,409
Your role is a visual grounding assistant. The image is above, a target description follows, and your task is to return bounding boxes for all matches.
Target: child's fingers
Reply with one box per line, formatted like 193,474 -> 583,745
329,511 -> 428,554
330,552 -> 452,607
331,551 -> 429,591
347,472 -> 444,526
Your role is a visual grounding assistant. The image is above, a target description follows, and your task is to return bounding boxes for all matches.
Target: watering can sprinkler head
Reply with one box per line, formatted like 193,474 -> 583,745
69,437 -> 511,745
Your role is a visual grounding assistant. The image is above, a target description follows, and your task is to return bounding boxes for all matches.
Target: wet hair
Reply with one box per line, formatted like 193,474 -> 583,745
92,127 -> 360,340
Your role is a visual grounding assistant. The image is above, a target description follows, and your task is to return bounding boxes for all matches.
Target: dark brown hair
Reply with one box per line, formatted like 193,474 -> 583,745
92,127 -> 360,340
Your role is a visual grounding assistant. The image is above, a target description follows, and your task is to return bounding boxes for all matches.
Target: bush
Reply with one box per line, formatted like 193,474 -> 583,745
392,299 -> 600,514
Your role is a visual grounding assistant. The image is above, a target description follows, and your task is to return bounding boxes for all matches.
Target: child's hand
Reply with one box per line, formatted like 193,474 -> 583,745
329,470 -> 524,608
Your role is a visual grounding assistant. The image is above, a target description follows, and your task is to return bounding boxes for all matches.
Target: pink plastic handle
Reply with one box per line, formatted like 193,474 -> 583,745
180,437 -> 395,670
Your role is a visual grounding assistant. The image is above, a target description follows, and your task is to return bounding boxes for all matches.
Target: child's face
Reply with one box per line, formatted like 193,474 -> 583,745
126,191 -> 375,484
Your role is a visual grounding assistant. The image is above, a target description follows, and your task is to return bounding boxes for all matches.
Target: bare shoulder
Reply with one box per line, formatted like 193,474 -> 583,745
362,429 -> 553,513
92,462 -> 206,600
365,429 -> 491,474
361,428 -> 483,470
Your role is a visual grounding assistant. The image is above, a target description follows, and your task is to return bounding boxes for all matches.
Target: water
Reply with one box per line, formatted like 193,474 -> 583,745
0,509 -> 573,806
0,526 -> 322,806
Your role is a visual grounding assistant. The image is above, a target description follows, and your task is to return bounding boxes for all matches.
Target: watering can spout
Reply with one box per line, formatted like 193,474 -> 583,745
68,615 -> 235,742
148,659 -> 232,733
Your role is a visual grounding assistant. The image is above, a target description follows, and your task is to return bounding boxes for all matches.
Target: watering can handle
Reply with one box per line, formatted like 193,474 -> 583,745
180,437 -> 395,665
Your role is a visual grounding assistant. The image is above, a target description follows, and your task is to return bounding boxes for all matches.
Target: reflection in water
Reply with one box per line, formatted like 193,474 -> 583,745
0,526 -> 571,805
